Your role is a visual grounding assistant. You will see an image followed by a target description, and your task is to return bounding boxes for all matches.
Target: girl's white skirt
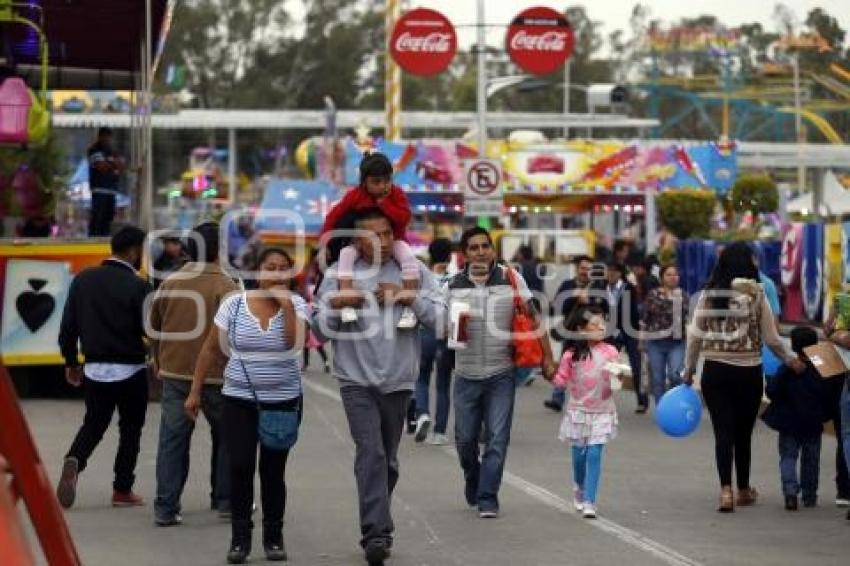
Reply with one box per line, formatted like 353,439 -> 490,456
558,409 -> 618,446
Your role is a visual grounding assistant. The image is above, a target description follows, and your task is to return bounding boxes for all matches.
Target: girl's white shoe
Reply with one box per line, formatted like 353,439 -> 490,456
582,503 -> 597,519
572,486 -> 584,512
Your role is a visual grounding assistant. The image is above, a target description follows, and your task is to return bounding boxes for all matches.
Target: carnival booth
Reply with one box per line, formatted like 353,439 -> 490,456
0,0 -> 170,372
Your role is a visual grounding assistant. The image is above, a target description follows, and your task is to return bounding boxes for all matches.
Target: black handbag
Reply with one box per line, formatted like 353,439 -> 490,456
229,296 -> 300,451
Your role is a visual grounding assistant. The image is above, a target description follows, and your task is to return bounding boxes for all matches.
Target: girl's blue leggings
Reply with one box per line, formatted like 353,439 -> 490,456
571,444 -> 605,504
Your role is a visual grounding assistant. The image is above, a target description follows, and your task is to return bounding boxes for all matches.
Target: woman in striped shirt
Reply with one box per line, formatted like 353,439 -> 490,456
186,248 -> 309,564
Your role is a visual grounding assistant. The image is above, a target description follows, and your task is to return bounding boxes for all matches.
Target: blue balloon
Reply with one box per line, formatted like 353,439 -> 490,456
762,345 -> 782,377
656,385 -> 703,438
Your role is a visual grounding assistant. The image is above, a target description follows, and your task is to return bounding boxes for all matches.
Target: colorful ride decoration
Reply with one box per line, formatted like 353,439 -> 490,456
781,223 -> 804,322
824,223 -> 844,321
253,178 -> 342,239
0,241 -> 110,366
0,2 -> 50,147
801,223 -> 824,322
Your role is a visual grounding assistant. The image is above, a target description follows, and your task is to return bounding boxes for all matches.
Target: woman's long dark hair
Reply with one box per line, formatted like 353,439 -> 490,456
564,304 -> 607,361
703,241 -> 759,309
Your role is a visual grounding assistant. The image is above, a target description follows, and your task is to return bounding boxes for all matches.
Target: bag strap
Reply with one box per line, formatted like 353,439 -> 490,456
229,295 -> 261,407
504,266 -> 527,312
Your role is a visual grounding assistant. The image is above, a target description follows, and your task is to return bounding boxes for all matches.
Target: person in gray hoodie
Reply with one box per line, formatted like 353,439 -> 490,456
312,207 -> 443,566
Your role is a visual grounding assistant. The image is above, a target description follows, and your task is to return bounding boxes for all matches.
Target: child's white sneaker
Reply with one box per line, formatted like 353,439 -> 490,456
572,486 -> 584,512
341,307 -> 359,323
397,306 -> 417,329
427,433 -> 450,446
582,503 -> 597,519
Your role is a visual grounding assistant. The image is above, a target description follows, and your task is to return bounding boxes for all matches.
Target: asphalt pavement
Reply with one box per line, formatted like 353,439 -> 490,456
16,367 -> 850,566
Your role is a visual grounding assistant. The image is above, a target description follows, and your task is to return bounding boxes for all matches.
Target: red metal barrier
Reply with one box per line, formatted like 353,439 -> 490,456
0,367 -> 81,565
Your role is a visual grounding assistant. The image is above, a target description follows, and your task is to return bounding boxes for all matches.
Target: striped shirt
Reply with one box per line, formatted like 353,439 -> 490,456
214,293 -> 308,403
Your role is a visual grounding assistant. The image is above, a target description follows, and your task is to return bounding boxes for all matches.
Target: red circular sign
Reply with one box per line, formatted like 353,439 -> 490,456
390,8 -> 457,76
506,7 -> 574,76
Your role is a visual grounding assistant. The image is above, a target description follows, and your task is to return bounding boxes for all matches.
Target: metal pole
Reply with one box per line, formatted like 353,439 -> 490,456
476,0 -> 486,157
792,52 -> 805,192
227,128 -> 237,207
812,168 -> 823,222
562,59 -> 571,139
385,0 -> 401,141
142,0 -> 154,232
645,188 -> 657,254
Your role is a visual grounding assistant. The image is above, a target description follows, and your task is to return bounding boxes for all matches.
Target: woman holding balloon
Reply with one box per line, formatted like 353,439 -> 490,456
682,242 -> 803,513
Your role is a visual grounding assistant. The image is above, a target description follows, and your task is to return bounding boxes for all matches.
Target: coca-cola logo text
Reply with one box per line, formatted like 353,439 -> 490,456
395,32 -> 453,53
509,30 -> 569,52
505,6 -> 574,76
390,8 -> 457,76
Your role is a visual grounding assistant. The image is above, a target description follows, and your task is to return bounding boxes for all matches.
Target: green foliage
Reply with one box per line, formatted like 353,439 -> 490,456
730,174 -> 778,214
0,131 -> 66,216
657,189 -> 717,240
658,245 -> 676,266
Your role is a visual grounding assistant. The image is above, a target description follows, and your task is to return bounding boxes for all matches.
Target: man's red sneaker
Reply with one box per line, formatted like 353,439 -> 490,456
112,491 -> 145,507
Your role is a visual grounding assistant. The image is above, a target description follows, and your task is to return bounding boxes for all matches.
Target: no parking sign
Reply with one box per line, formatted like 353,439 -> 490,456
463,159 -> 503,217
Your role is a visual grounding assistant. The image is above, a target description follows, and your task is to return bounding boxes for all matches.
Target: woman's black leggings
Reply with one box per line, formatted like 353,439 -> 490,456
224,396 -> 299,523
304,346 -> 328,367
701,361 -> 764,489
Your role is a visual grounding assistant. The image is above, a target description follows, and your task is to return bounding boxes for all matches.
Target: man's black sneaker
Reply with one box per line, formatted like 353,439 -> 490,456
784,495 -> 798,511
365,538 -> 390,565
155,512 -> 183,526
543,400 -> 563,413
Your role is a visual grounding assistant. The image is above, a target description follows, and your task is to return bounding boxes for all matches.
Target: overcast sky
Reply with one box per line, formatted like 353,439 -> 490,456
408,1 -> 850,51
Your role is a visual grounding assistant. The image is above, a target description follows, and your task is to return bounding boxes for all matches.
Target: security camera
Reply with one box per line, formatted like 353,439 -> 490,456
586,84 -> 629,109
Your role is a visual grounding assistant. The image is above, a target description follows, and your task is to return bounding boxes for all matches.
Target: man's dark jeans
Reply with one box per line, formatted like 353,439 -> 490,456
66,369 -> 148,493
414,326 -> 454,434
454,370 -> 515,512
154,378 -> 229,517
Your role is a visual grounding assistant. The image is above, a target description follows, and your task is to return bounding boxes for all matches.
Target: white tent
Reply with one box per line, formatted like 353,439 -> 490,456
786,170 -> 850,216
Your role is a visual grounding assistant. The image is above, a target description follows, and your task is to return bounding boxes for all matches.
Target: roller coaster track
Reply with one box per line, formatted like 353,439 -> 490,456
831,63 -> 850,83
776,107 -> 843,144
810,73 -> 850,102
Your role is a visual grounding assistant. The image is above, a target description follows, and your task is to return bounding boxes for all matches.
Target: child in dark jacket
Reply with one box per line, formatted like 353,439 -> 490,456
761,326 -> 824,510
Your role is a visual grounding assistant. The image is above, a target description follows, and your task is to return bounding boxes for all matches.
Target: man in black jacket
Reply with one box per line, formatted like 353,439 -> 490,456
56,225 -> 152,509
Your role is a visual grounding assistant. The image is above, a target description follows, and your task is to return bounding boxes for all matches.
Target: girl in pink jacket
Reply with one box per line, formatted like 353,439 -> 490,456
554,305 -> 620,519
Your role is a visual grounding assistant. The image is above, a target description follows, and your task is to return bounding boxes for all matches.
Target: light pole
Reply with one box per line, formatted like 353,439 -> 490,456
476,0 -> 486,158
791,51 -> 806,195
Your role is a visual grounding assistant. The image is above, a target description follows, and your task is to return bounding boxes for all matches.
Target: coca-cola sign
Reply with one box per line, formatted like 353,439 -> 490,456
390,8 -> 457,76
506,7 -> 574,76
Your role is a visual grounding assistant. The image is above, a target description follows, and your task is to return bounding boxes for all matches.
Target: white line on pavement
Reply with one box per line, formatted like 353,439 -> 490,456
304,379 -> 704,566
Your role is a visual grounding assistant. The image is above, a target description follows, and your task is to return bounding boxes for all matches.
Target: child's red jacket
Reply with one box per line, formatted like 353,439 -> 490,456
321,185 -> 411,240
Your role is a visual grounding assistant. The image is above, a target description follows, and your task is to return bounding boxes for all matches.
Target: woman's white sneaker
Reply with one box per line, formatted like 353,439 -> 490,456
582,503 -> 597,519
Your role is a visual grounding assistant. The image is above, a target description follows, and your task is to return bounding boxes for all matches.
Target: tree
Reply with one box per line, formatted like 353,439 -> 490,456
657,189 -> 717,239
730,175 -> 779,214
158,0 -> 290,108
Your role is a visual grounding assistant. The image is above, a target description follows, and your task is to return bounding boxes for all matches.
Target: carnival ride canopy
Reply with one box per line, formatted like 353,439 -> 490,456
6,1 -> 169,90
